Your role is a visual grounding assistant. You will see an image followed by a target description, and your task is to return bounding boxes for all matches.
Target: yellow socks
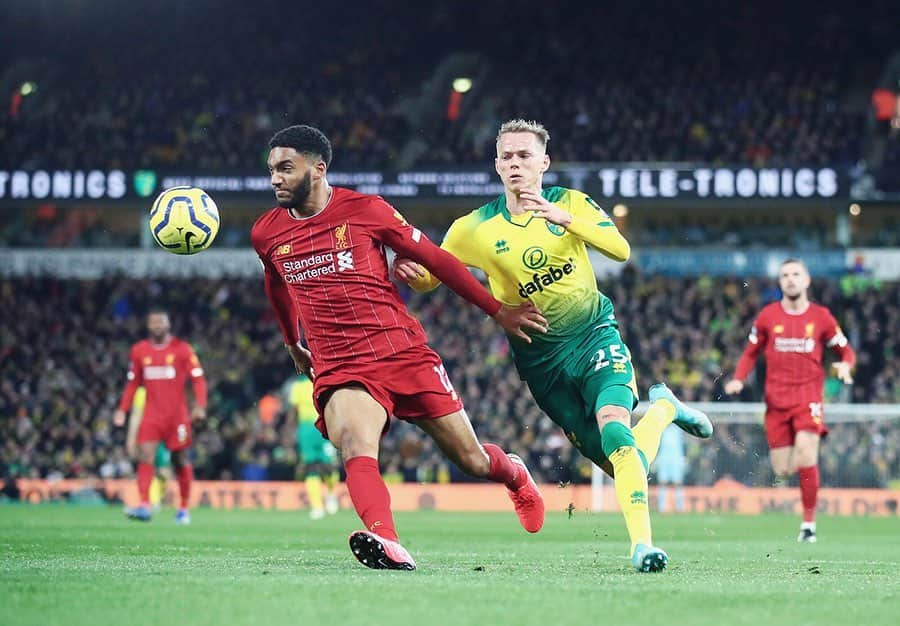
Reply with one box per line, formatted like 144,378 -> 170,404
149,476 -> 164,507
602,422 -> 652,553
632,400 -> 676,465
305,475 -> 324,512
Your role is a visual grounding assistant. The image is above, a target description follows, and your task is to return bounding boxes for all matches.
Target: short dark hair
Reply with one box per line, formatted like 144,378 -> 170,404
781,258 -> 808,270
269,125 -> 332,167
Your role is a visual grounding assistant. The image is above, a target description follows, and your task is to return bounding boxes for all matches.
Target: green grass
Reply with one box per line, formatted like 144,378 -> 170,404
2,506 -> 898,626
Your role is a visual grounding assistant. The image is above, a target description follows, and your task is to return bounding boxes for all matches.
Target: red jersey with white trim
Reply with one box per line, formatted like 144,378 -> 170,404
734,302 -> 855,409
117,337 -> 207,420
252,188 -> 501,377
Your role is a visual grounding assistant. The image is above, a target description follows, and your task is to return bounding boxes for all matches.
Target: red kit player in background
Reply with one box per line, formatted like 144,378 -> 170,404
725,259 -> 855,542
114,310 -> 207,524
252,125 -> 548,570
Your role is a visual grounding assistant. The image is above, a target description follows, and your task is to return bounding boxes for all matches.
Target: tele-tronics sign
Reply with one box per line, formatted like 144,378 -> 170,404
0,165 -> 843,202
0,170 -> 127,199
590,166 -> 840,199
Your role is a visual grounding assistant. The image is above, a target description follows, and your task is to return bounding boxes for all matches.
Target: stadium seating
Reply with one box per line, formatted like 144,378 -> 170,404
3,1 -> 897,170
2,272 -> 897,486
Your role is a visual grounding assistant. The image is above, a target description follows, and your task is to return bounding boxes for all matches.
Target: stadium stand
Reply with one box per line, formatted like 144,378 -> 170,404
2,272 -> 897,486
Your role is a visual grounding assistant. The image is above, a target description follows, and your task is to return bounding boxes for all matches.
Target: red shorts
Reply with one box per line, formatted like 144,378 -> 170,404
137,414 -> 192,451
764,399 -> 828,449
313,345 -> 463,440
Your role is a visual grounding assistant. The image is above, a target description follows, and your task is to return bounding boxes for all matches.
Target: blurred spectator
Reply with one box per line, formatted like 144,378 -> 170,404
0,271 -> 898,487
1,475 -> 21,501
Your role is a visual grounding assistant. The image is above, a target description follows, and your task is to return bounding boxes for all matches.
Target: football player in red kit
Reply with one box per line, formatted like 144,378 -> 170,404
253,125 -> 548,570
725,259 -> 855,542
114,310 -> 207,524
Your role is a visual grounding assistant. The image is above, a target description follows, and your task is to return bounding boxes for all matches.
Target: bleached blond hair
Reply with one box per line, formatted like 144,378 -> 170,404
496,119 -> 550,149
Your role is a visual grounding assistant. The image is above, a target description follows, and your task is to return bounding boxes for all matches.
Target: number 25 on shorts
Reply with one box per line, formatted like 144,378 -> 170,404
592,345 -> 628,371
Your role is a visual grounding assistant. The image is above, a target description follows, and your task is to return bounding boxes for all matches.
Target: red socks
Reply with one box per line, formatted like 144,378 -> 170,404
483,443 -> 526,490
176,464 -> 193,510
345,456 -> 398,542
137,462 -> 153,507
798,465 -> 819,523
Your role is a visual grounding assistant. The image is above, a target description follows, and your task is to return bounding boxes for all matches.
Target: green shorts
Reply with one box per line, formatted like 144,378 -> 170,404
298,422 -> 337,466
522,324 -> 638,467
155,443 -> 171,468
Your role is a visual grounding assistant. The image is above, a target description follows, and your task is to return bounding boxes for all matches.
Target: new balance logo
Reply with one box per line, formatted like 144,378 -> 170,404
337,250 -> 355,272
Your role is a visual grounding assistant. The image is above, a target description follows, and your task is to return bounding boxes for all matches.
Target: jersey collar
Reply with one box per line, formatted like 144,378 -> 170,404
779,301 -> 810,316
498,194 -> 534,228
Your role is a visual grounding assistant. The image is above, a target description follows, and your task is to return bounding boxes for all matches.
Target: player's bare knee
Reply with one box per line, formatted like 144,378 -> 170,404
336,428 -> 379,460
137,445 -> 155,464
794,449 -> 817,468
596,408 -> 629,429
772,460 -> 793,477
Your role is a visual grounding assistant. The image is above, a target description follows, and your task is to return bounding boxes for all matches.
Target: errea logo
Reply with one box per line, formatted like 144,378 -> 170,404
495,239 -> 510,254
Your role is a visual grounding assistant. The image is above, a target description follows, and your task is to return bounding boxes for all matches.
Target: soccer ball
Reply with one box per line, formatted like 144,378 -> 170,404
148,186 -> 220,255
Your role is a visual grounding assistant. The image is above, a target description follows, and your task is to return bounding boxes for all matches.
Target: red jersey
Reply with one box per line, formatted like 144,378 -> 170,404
734,301 -> 855,409
118,337 -> 207,420
251,187 -> 501,376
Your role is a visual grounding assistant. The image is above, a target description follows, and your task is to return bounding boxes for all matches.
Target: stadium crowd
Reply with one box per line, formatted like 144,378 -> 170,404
2,1 -> 898,171
1,270 -> 897,488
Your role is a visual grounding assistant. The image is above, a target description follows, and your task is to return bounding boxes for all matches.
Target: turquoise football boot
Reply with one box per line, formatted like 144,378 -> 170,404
632,543 -> 668,572
648,383 -> 713,439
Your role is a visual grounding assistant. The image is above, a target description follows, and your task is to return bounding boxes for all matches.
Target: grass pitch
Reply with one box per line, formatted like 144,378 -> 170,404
2,506 -> 897,626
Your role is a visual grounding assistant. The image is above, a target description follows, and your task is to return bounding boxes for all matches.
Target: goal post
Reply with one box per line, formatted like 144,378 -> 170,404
589,403 -> 900,511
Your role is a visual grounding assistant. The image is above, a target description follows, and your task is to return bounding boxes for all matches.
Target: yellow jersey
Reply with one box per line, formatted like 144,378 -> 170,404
410,186 -> 629,372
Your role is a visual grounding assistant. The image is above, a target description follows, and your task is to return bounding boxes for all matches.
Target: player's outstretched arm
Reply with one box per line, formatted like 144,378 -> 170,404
375,203 -> 547,340
392,256 -> 441,292
395,235 -> 547,341
392,217 -> 471,293
726,319 -> 767,394
824,312 -> 856,384
519,190 -> 630,262
392,254 -> 546,341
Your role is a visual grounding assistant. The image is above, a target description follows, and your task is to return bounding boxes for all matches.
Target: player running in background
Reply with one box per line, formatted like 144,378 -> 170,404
125,386 -> 174,512
287,373 -> 340,519
114,309 -> 207,524
654,424 -> 687,513
253,125 -> 549,571
393,120 -> 713,572
725,259 -> 855,542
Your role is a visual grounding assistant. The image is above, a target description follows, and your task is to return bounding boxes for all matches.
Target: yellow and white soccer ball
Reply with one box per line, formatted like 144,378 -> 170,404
148,186 -> 220,255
